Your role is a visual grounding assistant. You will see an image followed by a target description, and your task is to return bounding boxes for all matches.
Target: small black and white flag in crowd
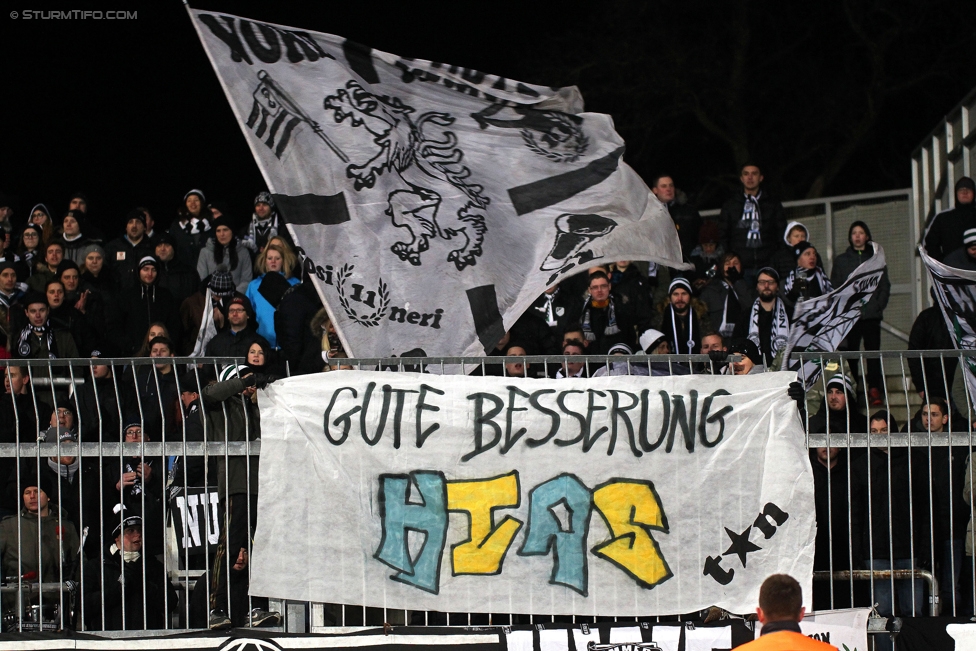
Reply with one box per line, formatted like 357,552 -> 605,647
921,246 -> 976,406
170,486 -> 220,557
782,242 -> 887,389
188,9 -> 690,358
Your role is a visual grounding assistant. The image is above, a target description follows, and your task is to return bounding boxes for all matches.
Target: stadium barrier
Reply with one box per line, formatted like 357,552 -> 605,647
0,352 -> 972,635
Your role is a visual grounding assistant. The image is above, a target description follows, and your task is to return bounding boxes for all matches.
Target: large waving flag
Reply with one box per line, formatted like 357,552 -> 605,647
921,246 -> 976,406
189,9 -> 689,357
782,242 -> 887,388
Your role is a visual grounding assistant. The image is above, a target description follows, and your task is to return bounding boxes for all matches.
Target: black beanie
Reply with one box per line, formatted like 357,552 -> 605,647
793,240 -> 815,261
956,177 -> 975,193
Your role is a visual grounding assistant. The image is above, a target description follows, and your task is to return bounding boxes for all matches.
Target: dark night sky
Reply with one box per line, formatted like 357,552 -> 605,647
6,1 -> 976,237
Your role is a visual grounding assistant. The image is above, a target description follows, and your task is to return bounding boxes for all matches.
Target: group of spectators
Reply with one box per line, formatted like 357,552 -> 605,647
0,165 -> 973,632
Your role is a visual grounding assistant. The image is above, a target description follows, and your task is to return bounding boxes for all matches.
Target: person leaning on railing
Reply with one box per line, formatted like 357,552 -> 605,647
201,364 -> 280,630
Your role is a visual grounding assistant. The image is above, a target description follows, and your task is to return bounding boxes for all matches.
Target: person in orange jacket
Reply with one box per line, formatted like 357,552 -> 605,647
737,574 -> 835,650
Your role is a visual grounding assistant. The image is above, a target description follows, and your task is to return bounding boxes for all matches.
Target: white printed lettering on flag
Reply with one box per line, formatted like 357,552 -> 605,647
189,9 -> 691,358
782,242 -> 886,389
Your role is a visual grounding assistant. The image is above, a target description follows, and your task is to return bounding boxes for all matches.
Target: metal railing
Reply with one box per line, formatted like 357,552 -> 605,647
0,352 -> 974,635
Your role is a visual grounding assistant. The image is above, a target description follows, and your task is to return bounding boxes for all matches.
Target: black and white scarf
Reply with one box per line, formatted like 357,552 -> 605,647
182,217 -> 211,235
741,192 -> 762,248
580,296 -> 620,341
717,280 -> 739,338
783,267 -> 832,298
668,304 -> 695,354
243,212 -> 281,251
123,458 -> 151,498
747,297 -> 790,358
16,321 -> 57,359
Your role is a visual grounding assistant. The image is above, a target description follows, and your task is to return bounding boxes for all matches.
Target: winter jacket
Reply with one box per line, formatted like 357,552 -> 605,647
33,458 -> 103,556
907,306 -> 957,398
11,325 -> 79,360
196,239 -> 252,294
810,450 -> 864,571
50,303 -> 100,356
75,375 -> 137,442
93,546 -> 175,630
275,283 -> 324,376
578,290 -> 653,354
103,236 -> 153,292
718,191 -> 785,270
118,282 -> 181,356
157,257 -> 200,308
169,219 -> 212,275
203,377 -> 260,499
656,299 -> 710,355
0,507 -> 79,608
807,394 -> 867,434
58,234 -> 97,267
205,326 -> 265,360
246,272 -> 299,348
854,448 -> 930,561
129,366 -> 181,442
699,276 -> 753,337
666,201 -> 703,261
923,202 -> 976,262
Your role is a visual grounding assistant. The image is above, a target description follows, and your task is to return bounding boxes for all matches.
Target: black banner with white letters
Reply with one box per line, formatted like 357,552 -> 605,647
170,486 -> 221,556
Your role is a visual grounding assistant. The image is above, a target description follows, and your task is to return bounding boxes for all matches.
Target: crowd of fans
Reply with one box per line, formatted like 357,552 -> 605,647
0,165 -> 974,632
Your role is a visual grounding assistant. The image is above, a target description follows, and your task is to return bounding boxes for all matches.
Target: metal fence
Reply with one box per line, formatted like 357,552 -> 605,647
0,352 -> 974,637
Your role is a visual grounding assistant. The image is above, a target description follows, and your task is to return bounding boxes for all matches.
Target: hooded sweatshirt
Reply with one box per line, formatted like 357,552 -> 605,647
770,221 -> 810,280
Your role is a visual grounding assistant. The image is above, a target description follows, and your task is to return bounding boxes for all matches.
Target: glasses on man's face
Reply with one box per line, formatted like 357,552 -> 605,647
228,308 -> 246,315
757,280 -> 777,287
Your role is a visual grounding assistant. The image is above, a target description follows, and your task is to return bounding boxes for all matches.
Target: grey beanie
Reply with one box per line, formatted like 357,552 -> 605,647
82,243 -> 105,260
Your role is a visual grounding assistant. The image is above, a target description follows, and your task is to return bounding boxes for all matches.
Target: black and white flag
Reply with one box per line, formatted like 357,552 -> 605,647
921,246 -> 976,406
189,10 -> 690,357
782,242 -> 887,389
171,486 -> 220,557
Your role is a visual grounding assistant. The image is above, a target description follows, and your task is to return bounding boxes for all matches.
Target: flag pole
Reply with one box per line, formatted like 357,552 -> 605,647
256,70 -> 349,163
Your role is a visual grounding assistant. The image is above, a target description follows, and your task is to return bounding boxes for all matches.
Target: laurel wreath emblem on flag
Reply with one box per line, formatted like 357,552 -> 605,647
335,263 -> 390,327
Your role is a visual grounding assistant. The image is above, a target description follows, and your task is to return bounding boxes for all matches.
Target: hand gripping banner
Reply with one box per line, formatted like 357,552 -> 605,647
188,9 -> 690,358
250,371 -> 815,616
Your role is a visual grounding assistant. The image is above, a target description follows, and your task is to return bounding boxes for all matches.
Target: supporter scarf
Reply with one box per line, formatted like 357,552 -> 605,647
183,217 -> 211,235
123,458 -> 151,497
717,280 -> 739,338
245,212 -> 281,250
741,192 -> 762,248
0,289 -> 21,310
16,321 -> 57,359
783,266 -> 832,299
668,304 -> 695,354
748,297 -> 790,358
580,295 -> 620,341
49,457 -> 80,482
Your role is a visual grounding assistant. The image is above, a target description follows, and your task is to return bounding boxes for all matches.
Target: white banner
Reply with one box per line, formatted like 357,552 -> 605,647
782,242 -> 887,389
189,9 -> 689,358
250,370 -> 815,616
795,607 -> 871,651
921,246 -> 976,408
